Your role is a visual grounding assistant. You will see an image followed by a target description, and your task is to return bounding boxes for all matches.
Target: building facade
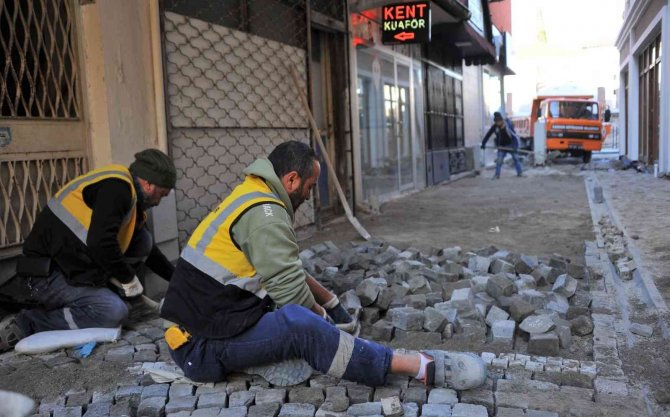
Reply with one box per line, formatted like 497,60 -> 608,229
616,0 -> 670,171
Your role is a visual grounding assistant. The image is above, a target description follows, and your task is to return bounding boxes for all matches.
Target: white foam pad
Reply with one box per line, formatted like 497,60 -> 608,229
14,327 -> 122,354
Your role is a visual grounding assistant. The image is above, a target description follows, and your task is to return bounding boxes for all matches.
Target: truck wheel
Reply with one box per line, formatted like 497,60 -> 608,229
582,151 -> 592,163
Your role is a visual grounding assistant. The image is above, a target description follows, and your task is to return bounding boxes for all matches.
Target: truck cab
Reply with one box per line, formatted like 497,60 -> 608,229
534,96 -> 604,162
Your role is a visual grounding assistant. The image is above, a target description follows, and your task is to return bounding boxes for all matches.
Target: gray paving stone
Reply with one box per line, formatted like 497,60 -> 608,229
380,396 -> 403,417
388,307 -> 424,331
403,387 -> 427,406
288,387 -> 322,407
278,403 -> 315,417
167,412 -> 191,417
254,389 -> 285,405
528,332 -> 560,356
66,392 -> 92,408
165,396 -> 197,414
170,384 -> 195,399
191,407 -> 220,417
423,307 -> 448,332
347,385 -> 373,404
137,397 -> 166,417
552,274 -> 577,298
314,407 -> 345,417
229,391 -> 256,408
226,380 -> 249,395
526,410 -> 559,417
196,392 -> 227,408
82,402 -> 111,417
594,378 -> 628,397
492,320 -> 516,344
134,350 -> 158,362
451,403 -> 488,417
195,383 -> 227,396
346,402 -> 382,416
427,388 -> 458,405
629,323 -> 653,337
91,391 -> 115,404
248,402 -> 280,417
372,388 -> 401,402
495,407 -> 525,417
142,384 -> 170,400
309,375 -> 339,389
519,315 -> 555,334
110,399 -> 133,417
219,406 -> 248,417
421,403 -> 452,417
486,275 -> 514,299
52,407 -> 82,417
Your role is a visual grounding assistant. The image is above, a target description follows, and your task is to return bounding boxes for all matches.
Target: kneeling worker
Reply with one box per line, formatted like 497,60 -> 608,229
160,140 -> 487,389
0,149 -> 177,352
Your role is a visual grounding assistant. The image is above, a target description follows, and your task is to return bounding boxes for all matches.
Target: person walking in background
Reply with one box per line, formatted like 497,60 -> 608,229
481,112 -> 524,179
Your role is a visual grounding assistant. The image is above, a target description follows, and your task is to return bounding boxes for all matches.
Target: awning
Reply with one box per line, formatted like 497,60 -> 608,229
432,21 -> 497,65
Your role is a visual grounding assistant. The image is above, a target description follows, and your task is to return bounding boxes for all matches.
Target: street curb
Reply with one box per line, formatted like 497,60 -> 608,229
583,174 -> 668,313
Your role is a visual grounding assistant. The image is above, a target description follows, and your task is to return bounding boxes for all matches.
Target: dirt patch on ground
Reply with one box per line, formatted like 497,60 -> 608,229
302,163 -> 592,263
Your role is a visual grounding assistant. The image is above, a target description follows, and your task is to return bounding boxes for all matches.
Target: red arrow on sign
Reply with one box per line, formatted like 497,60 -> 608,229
394,32 -> 415,41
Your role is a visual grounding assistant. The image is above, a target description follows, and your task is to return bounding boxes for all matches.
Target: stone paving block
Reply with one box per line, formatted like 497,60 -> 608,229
51,407 -> 82,417
226,380 -> 249,395
452,403 -> 488,417
167,412 -> 191,417
423,307 -> 448,332
492,320 -> 516,344
485,305 -> 510,326
248,402 -> 280,417
347,385 -> 372,405
278,403 -> 315,417
170,384 -> 195,398
197,392 -> 227,408
495,407 -> 525,417
594,378 -> 628,397
346,402 -> 382,416
191,408 -> 220,417
629,323 -> 653,337
394,330 -> 442,345
251,388 -> 284,405
288,387 -> 322,407
459,385 -> 494,416
91,391 -> 114,404
388,307 -> 424,331
134,350 -> 158,363
137,397 -> 166,417
560,368 -> 593,388
82,402 -> 111,417
551,274 -> 577,298
468,256 -> 491,274
219,406 -> 248,417
372,388 -> 401,402
421,403 -> 452,417
486,275 -> 514,299
526,410 -> 559,417
110,399 -> 133,417
491,357 -> 509,369
524,361 -> 544,373
505,368 -> 533,381
403,387 -> 427,406
427,388 -> 458,405
380,396 -> 403,417
194,383 -> 226,396
528,332 -> 559,356
142,384 -> 170,400
228,391 -> 256,408
165,396 -> 198,414
519,315 -> 555,334
66,392 -> 92,408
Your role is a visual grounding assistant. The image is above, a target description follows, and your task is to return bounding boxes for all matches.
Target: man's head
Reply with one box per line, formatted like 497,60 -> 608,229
268,141 -> 320,211
494,112 -> 505,128
129,149 -> 176,207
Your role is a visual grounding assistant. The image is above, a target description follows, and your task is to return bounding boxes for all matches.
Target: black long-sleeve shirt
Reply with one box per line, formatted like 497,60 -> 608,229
22,178 -> 174,287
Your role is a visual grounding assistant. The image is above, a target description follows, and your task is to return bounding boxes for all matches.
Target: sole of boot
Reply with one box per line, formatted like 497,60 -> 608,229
242,358 -> 313,387
443,351 -> 488,390
0,315 -> 22,353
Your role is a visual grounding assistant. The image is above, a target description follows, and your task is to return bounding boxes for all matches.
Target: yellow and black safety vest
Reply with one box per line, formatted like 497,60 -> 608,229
161,175 -> 284,339
47,164 -> 138,252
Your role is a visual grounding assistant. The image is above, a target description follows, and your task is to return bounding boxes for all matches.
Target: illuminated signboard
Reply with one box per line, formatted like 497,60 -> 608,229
381,1 -> 430,44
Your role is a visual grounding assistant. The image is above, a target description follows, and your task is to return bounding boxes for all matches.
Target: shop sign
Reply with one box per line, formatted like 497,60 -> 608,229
381,1 -> 430,44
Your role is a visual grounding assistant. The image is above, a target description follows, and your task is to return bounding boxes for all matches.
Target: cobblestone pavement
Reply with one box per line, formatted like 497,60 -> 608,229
1,164 -> 666,417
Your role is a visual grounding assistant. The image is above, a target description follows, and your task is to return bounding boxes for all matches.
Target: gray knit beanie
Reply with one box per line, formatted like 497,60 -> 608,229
129,149 -> 176,189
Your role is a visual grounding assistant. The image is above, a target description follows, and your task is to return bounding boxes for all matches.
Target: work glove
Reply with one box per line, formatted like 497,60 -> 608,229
110,276 -> 144,298
323,296 -> 359,334
480,144 -> 486,150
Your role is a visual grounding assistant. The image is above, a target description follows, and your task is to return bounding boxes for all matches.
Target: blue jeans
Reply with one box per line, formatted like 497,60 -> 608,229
170,304 -> 393,387
15,269 -> 129,335
495,150 -> 523,177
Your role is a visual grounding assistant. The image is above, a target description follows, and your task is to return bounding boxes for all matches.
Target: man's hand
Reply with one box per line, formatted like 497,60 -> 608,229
110,276 -> 144,298
481,144 -> 486,150
323,296 -> 353,325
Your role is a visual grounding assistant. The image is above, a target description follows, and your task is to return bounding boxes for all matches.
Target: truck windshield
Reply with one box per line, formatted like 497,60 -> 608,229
548,101 -> 599,120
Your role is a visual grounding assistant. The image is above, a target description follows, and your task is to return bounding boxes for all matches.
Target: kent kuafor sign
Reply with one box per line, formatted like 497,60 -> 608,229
382,1 -> 431,44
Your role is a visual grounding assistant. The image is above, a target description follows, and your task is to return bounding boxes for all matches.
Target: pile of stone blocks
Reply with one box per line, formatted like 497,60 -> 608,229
598,216 -> 637,281
301,240 -> 594,354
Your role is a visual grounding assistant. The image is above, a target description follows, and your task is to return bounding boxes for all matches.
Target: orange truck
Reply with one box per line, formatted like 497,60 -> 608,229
511,95 -> 605,163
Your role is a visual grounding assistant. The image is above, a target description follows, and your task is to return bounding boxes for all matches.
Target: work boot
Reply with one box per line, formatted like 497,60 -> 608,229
421,350 -> 488,390
491,175 -> 500,180
0,315 -> 25,353
242,358 -> 313,387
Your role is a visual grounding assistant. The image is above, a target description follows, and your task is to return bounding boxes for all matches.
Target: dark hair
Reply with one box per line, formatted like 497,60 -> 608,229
268,140 -> 317,180
493,112 -> 503,121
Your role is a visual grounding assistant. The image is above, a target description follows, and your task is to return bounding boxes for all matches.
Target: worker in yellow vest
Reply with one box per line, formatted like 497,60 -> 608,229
0,149 -> 177,352
160,141 -> 487,389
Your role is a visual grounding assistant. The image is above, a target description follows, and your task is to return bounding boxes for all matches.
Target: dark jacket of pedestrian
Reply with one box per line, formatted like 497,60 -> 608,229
481,113 -> 520,149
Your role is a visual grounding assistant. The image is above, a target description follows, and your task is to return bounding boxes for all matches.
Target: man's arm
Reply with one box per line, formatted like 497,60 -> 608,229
85,179 -> 136,283
481,125 -> 495,148
144,245 -> 175,281
233,204 -> 316,310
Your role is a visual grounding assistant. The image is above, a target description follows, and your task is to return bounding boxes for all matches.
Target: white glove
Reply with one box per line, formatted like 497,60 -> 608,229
322,295 -> 339,310
110,276 -> 144,298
